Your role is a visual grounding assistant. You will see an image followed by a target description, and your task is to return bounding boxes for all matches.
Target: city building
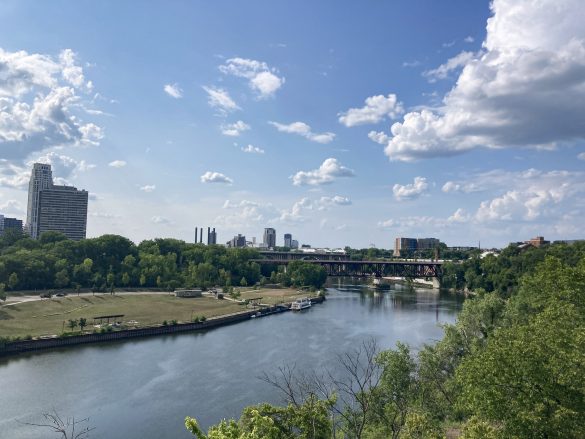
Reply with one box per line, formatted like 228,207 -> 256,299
394,237 -> 441,257
226,234 -> 246,248
394,237 -> 417,257
263,227 -> 276,248
284,233 -> 292,248
525,236 -> 549,248
291,239 -> 299,249
207,227 -> 217,245
25,163 -> 88,241
0,215 -> 23,235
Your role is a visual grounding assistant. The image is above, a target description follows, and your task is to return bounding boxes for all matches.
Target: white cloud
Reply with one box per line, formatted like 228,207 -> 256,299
0,47 -> 101,161
448,208 -> 470,223
221,120 -> 250,136
383,0 -> 585,161
442,180 -> 480,193
151,216 -> 171,225
317,195 -> 352,209
140,185 -> 156,192
0,199 -> 23,214
292,158 -> 355,186
423,51 -> 475,82
392,176 -> 429,201
269,121 -> 335,144
164,83 -> 183,98
108,160 -> 127,168
402,60 -> 421,68
464,36 -> 475,43
202,86 -> 240,113
578,152 -> 585,160
241,144 -> 264,154
219,57 -> 285,98
338,94 -> 404,127
200,171 -> 233,184
368,131 -> 390,145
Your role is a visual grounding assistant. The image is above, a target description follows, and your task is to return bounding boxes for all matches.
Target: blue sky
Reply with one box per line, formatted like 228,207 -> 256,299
0,0 -> 584,248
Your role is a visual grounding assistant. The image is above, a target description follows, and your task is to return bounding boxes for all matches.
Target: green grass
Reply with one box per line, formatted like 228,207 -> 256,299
0,294 -> 244,338
238,288 -> 317,305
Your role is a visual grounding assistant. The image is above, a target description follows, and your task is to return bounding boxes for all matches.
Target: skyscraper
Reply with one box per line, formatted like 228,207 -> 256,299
26,163 -> 88,240
263,227 -> 276,248
284,233 -> 292,248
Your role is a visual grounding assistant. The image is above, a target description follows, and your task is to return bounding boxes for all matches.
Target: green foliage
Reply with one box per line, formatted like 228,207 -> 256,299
78,317 -> 87,331
0,235 -> 262,292
67,319 -> 78,331
281,261 -> 327,289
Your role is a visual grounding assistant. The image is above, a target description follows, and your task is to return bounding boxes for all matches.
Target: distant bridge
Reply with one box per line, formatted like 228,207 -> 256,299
252,256 -> 443,279
257,251 -> 346,261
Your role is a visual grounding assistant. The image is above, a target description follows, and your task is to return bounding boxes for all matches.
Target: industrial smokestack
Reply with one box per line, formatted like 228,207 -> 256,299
207,227 -> 211,245
195,228 -> 198,244
200,228 -> 203,243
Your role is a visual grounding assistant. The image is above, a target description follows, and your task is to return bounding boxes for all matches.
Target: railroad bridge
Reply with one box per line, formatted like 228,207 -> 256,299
252,256 -> 443,280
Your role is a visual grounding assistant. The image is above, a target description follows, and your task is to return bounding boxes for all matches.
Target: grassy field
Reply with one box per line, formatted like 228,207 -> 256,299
0,294 -> 244,338
237,287 -> 317,305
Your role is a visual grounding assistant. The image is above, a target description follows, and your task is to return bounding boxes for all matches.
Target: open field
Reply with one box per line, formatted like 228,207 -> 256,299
0,294 -> 244,338
237,287 -> 317,305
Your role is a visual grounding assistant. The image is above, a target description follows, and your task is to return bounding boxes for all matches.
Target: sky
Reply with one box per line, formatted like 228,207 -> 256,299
0,0 -> 584,249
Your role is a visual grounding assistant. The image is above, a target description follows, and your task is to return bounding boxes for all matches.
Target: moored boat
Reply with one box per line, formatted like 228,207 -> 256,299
291,297 -> 312,310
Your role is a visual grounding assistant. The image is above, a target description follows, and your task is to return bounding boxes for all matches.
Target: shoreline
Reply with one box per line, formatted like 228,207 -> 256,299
0,296 -> 325,357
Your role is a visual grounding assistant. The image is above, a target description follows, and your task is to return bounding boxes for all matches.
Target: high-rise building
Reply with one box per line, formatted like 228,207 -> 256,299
263,227 -> 276,248
394,237 -> 418,257
291,239 -> 299,249
284,233 -> 292,248
0,215 -> 23,235
25,163 -> 88,240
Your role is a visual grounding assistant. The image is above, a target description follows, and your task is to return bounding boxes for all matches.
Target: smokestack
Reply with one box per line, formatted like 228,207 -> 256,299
207,227 -> 211,245
200,228 -> 203,243
195,228 -> 198,244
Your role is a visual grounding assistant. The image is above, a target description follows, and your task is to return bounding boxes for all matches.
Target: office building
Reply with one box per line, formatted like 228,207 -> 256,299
291,239 -> 299,249
417,237 -> 441,250
284,233 -> 292,248
394,237 -> 418,257
25,163 -> 88,240
263,227 -> 276,248
226,234 -> 246,248
0,215 -> 23,235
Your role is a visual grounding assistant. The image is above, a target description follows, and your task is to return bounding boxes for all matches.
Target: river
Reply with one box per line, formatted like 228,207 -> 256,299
0,280 -> 463,438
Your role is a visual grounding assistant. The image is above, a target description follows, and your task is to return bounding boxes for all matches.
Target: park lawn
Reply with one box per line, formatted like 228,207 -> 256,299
0,294 -> 244,338
238,287 -> 317,305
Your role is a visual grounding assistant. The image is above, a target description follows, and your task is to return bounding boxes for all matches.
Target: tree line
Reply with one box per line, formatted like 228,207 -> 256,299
185,244 -> 585,438
0,231 -> 330,295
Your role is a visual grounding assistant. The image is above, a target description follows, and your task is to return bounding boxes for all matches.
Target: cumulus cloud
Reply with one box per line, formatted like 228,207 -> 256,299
108,160 -> 127,168
464,36 -> 475,43
269,121 -> 335,144
202,86 -> 240,114
0,47 -> 101,161
0,199 -> 24,214
317,195 -> 352,209
381,0 -> 585,161
393,176 -> 429,201
164,83 -> 183,98
291,158 -> 355,186
219,57 -> 285,98
578,152 -> 585,160
241,144 -> 264,154
221,120 -> 250,136
140,185 -> 156,192
218,199 -> 278,227
442,180 -> 480,193
448,208 -> 470,223
338,94 -> 404,127
200,171 -> 233,184
368,131 -> 390,145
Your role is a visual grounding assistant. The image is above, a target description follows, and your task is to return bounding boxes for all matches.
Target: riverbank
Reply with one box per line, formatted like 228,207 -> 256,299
0,297 -> 325,357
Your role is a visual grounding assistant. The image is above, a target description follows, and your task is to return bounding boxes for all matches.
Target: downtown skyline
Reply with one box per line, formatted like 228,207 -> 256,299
1,0 -> 584,248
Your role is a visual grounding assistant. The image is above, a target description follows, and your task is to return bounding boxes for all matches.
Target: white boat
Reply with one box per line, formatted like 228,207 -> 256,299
291,297 -> 312,310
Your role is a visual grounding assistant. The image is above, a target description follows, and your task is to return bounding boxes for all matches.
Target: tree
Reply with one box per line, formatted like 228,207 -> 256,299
17,410 -> 94,438
67,319 -> 78,332
55,269 -> 70,288
240,277 -> 247,287
0,283 -> 6,304
8,272 -> 19,290
78,318 -> 87,333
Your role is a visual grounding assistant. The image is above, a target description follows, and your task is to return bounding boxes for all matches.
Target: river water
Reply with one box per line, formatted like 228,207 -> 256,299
0,280 -> 463,439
